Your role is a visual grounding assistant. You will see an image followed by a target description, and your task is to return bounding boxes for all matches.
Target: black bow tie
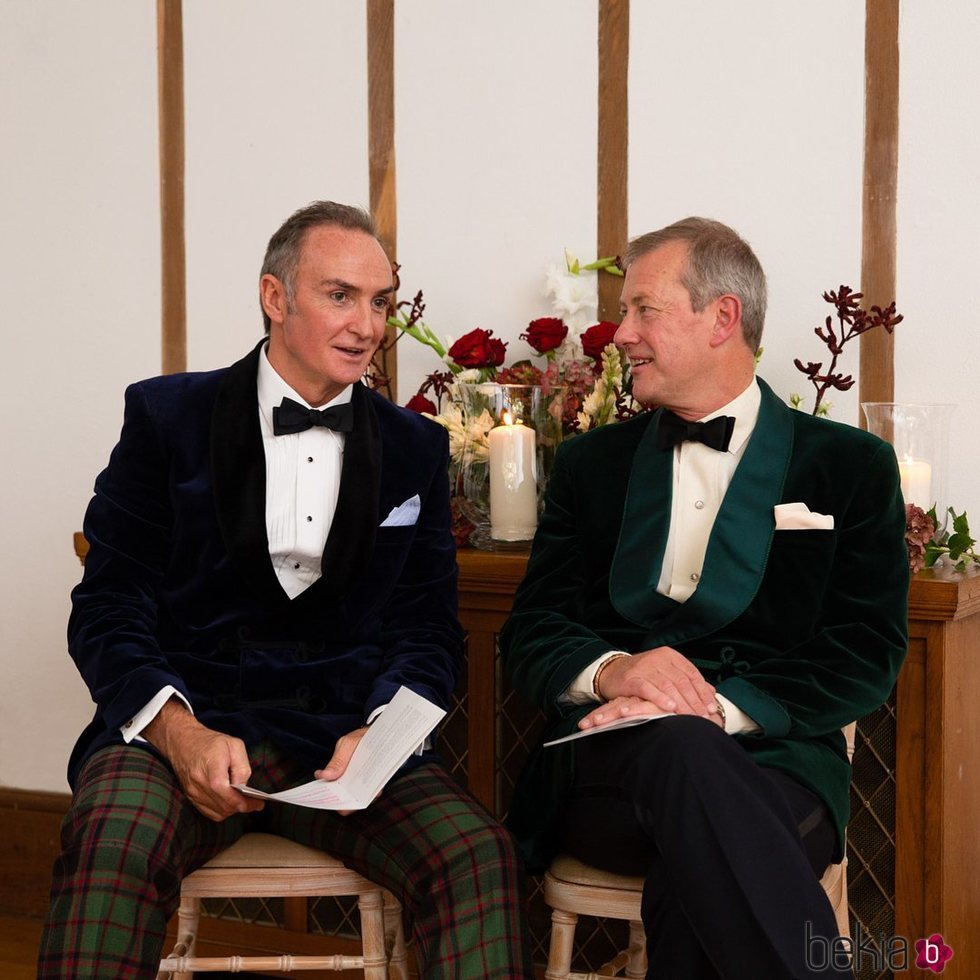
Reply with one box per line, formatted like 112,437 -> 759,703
272,397 -> 355,436
655,410 -> 735,453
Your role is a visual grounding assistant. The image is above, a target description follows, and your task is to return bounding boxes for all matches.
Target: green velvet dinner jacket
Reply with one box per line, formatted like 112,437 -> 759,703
500,378 -> 910,872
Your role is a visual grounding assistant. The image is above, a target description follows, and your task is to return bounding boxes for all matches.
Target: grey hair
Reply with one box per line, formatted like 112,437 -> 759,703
259,201 -> 381,333
624,217 -> 767,353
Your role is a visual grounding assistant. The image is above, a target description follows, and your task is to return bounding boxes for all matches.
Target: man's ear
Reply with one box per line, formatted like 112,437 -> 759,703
260,274 -> 288,327
708,294 -> 742,348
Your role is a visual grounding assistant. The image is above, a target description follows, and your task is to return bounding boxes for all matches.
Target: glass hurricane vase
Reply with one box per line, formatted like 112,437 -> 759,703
453,382 -> 565,550
862,402 -> 955,516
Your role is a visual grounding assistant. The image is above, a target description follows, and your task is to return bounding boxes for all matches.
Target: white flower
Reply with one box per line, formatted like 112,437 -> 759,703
544,262 -> 598,333
425,402 -> 467,463
463,409 -> 494,464
581,382 -> 606,417
429,401 -> 494,466
453,368 -> 482,385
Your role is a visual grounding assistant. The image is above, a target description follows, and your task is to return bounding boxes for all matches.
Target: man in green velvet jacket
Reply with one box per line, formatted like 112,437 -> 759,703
500,217 -> 909,979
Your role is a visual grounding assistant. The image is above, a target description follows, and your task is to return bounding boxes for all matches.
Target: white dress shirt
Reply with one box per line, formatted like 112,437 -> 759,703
123,344 -> 352,742
256,344 -> 350,600
566,381 -> 763,735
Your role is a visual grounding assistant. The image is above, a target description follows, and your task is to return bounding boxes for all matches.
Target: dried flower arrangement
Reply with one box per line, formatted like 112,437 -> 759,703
792,286 -> 904,416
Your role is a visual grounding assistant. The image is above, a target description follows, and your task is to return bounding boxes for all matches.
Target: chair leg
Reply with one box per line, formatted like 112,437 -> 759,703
625,920 -> 647,979
157,893 -> 200,980
358,890 -> 390,980
545,908 -> 578,980
835,859 -> 851,941
383,894 -> 409,980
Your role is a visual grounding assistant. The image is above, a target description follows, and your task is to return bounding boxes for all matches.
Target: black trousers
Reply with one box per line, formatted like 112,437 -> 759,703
560,716 -> 851,980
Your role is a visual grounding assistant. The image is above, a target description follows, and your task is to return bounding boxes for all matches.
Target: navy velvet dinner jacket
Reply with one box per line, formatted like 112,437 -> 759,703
67,341 -> 462,786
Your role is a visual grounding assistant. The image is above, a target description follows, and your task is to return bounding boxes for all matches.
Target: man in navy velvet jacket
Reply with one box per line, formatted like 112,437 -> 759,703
38,202 -> 532,979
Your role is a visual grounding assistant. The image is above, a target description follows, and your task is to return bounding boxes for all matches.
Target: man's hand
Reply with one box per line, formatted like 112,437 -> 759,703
314,726 -> 370,817
586,646 -> 721,725
143,698 -> 265,822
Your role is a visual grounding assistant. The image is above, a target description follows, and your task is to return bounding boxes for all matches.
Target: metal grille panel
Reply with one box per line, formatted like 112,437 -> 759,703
307,894 -> 362,940
848,695 -> 898,980
201,896 -> 283,927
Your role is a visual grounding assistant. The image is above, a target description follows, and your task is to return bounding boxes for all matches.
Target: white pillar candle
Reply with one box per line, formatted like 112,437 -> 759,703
488,413 -> 538,541
898,456 -> 932,507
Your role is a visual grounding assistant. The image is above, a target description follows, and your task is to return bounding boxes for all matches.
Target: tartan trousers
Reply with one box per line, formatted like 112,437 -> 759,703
38,742 -> 534,979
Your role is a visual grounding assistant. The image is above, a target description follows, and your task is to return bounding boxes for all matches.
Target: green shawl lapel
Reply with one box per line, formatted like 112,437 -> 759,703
609,379 -> 794,645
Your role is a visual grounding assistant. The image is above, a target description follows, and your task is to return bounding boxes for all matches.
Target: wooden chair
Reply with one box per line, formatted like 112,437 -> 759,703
542,723 -> 857,980
157,832 -> 408,979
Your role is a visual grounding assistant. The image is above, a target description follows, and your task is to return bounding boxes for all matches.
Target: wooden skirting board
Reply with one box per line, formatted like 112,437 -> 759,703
0,788 -> 69,918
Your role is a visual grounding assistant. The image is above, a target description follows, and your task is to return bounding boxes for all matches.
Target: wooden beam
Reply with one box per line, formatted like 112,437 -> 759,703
367,0 -> 398,400
597,0 -> 629,322
859,0 -> 900,412
157,0 -> 186,375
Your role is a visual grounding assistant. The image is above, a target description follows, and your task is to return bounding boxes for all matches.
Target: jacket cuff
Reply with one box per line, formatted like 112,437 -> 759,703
716,676 -> 791,737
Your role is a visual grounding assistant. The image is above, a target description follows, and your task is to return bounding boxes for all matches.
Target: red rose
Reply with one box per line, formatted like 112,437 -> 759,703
580,321 -> 620,360
521,317 -> 568,354
405,393 -> 437,415
448,328 -> 508,369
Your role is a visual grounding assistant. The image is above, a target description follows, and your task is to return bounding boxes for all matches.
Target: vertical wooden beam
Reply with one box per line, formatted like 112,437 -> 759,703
597,0 -> 629,322
156,0 -> 186,375
859,0 -> 900,412
367,0 -> 398,400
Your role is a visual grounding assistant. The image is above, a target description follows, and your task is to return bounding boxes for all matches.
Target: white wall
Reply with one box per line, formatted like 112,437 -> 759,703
0,1 -> 160,791
896,1 -> 980,522
630,0 -> 865,423
395,0 -> 598,402
2,1 -> 977,793
183,0 -> 370,371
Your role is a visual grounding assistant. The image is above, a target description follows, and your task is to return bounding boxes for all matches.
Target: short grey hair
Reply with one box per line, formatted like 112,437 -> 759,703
260,201 -> 382,333
624,217 -> 767,353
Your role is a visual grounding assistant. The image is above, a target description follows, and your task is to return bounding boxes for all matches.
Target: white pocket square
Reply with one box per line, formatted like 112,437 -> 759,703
773,502 -> 834,530
380,494 -> 421,528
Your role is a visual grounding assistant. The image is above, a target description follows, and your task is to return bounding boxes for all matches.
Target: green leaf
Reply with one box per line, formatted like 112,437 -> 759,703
947,532 -> 975,559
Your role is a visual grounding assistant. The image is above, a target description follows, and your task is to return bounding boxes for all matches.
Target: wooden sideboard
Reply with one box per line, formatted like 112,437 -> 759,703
456,548 -> 980,977
899,567 -> 980,975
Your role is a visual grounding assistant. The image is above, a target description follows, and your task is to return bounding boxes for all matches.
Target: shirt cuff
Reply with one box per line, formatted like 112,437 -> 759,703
560,651 -> 631,705
716,693 -> 759,735
121,685 -> 193,743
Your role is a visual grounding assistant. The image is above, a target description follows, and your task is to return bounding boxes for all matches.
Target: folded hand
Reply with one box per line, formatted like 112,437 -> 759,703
592,645 -> 720,722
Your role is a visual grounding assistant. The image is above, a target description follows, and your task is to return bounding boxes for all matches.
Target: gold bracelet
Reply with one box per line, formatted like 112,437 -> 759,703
592,653 -> 630,701
714,696 -> 727,729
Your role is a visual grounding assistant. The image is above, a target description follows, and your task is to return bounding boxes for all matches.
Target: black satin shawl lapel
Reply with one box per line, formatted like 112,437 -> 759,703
211,340 -> 287,602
